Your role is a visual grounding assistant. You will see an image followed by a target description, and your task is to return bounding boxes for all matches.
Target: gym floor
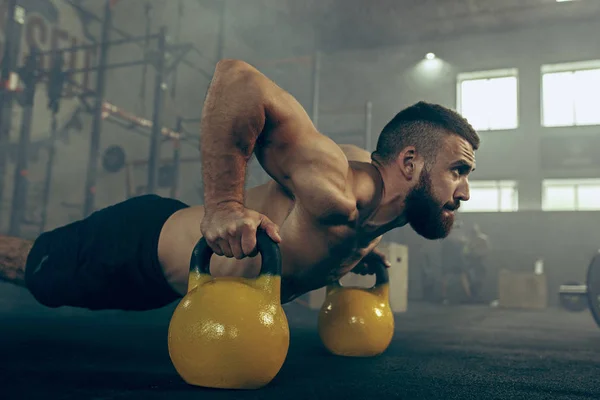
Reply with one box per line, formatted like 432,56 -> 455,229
1,286 -> 599,400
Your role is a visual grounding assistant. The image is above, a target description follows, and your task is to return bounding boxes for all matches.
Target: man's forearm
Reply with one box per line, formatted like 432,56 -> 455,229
200,61 -> 266,210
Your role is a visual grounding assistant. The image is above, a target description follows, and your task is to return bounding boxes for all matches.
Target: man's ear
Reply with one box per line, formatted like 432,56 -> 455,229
396,146 -> 420,181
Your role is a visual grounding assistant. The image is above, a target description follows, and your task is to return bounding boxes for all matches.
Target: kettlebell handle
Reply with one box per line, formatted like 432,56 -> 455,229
190,230 -> 282,277
332,258 -> 389,288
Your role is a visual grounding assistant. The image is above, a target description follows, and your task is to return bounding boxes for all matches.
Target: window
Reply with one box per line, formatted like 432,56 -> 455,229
542,179 -> 600,211
460,180 -> 519,213
542,60 -> 600,127
457,69 -> 519,131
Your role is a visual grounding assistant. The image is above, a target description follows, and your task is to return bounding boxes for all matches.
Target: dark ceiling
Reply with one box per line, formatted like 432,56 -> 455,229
275,0 -> 600,52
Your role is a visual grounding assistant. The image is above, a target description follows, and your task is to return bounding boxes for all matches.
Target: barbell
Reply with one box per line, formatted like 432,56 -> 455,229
558,250 -> 600,328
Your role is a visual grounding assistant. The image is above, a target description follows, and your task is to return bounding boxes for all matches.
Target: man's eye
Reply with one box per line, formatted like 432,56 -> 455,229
453,167 -> 470,176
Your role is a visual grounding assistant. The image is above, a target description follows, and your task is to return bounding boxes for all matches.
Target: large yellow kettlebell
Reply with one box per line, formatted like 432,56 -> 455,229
318,260 -> 394,357
168,231 -> 290,390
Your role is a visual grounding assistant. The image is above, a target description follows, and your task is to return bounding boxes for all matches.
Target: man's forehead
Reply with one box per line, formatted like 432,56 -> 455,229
442,135 -> 476,165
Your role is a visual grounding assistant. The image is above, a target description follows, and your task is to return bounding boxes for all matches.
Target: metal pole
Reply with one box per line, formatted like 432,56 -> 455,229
36,34 -> 161,55
364,101 -> 373,152
0,1 -> 24,225
83,0 -> 112,217
0,0 -> 18,127
8,52 -> 38,236
39,113 -> 58,234
170,1 -> 181,99
64,59 -> 155,74
146,26 -> 167,194
310,51 -> 321,129
170,117 -> 182,198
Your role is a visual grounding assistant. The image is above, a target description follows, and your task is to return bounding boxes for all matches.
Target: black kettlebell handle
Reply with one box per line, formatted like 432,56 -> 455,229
373,260 -> 390,286
336,258 -> 389,287
190,230 -> 282,277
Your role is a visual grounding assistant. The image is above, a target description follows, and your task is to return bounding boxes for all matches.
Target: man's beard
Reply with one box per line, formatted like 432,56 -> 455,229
405,171 -> 458,240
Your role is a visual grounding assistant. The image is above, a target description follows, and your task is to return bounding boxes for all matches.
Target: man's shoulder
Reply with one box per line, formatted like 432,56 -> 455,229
339,144 -> 372,163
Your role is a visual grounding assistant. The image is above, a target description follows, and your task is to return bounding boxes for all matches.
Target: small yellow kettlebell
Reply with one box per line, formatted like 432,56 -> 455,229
318,260 -> 394,357
168,231 -> 290,390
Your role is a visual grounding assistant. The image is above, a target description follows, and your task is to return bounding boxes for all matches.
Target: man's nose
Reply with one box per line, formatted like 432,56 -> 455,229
456,182 -> 470,201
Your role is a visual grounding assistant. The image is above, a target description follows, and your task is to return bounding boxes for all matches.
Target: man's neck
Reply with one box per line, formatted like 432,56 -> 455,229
350,162 -> 407,239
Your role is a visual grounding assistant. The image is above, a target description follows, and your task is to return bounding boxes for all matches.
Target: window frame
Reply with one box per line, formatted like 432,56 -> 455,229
456,68 -> 520,132
542,178 -> 600,211
459,180 -> 519,213
540,60 -> 600,128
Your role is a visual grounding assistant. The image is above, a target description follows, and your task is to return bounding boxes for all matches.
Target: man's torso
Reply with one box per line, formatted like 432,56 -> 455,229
158,177 -> 381,303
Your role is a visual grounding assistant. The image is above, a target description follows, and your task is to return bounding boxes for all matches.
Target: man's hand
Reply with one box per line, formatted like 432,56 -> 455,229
200,202 -> 281,259
352,248 -> 391,276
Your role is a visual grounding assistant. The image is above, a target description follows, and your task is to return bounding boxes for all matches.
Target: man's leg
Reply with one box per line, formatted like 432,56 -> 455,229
17,194 -> 188,311
0,235 -> 33,286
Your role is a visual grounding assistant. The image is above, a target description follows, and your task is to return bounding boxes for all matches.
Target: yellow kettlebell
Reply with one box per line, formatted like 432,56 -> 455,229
318,260 -> 394,357
168,231 -> 290,390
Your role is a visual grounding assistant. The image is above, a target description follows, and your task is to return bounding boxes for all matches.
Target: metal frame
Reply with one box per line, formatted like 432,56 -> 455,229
7,49 -> 40,236
1,0 -> 219,235
0,0 -> 25,226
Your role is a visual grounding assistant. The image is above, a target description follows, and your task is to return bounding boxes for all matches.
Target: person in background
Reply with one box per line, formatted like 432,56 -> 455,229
465,223 -> 491,303
440,221 -> 470,304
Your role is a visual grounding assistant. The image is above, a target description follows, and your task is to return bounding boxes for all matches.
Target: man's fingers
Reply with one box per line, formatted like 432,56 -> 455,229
216,238 -> 234,258
206,239 -> 224,256
230,237 -> 245,259
352,263 -> 367,275
240,225 -> 258,257
201,209 -> 281,260
260,217 -> 281,243
368,249 -> 391,268
362,263 -> 370,275
241,233 -> 257,257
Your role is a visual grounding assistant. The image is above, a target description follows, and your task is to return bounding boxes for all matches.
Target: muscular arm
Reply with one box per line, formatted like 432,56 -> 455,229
200,60 -> 356,221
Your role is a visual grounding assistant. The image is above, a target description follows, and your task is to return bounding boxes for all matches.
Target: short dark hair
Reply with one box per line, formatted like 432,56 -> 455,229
373,101 -> 480,165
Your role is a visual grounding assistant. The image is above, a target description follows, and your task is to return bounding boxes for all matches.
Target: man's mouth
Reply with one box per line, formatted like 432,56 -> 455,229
444,204 -> 459,213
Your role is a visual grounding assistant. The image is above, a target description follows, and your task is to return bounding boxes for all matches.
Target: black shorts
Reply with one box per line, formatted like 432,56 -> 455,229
25,195 -> 188,311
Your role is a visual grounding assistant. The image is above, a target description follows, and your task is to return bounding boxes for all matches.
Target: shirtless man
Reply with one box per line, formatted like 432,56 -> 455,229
0,59 -> 479,310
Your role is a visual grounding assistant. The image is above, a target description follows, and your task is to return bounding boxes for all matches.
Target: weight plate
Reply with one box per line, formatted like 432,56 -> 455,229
559,281 -> 588,312
586,250 -> 600,328
102,145 -> 126,174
